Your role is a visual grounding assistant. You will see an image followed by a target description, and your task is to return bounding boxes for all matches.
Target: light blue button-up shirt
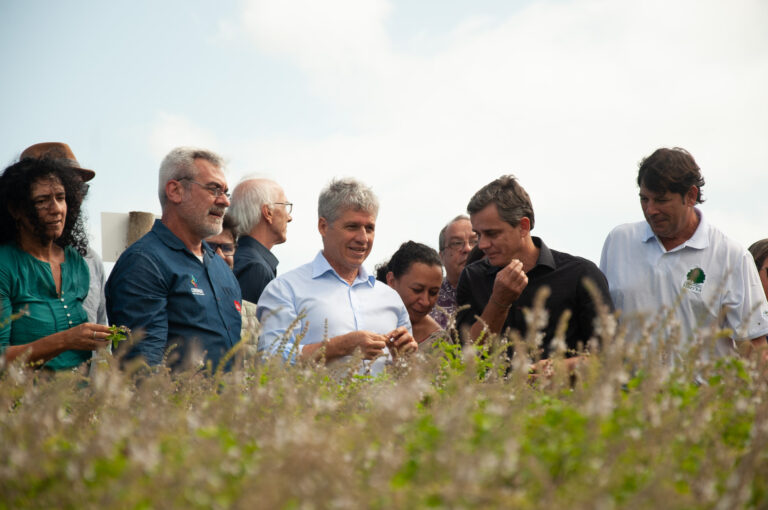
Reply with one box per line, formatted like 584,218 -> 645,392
256,251 -> 411,369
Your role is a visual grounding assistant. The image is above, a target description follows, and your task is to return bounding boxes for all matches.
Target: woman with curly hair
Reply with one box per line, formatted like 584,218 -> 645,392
0,157 -> 111,370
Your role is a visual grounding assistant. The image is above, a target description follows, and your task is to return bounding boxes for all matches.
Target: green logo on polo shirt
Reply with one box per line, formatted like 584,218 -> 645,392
682,267 -> 706,294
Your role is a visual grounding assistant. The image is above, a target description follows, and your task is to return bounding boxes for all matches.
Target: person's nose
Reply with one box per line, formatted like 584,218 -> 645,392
51,197 -> 66,216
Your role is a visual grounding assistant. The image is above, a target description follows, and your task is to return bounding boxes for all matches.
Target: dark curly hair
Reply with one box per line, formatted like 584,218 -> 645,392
637,147 -> 706,203
0,157 -> 89,255
376,241 -> 442,283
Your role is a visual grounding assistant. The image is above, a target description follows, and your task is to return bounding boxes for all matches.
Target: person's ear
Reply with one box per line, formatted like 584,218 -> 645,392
318,216 -> 328,236
519,217 -> 531,237
386,271 -> 395,286
684,186 -> 698,206
262,204 -> 274,225
165,180 -> 185,205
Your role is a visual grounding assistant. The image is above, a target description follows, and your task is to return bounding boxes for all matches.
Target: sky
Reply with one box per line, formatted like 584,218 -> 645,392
1,0 -> 767,275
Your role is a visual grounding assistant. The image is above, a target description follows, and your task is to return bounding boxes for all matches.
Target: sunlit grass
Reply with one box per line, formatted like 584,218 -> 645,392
2,299 -> 768,509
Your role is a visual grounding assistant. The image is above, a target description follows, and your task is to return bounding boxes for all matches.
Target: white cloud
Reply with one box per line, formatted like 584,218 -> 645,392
225,0 -> 768,270
148,112 -> 222,161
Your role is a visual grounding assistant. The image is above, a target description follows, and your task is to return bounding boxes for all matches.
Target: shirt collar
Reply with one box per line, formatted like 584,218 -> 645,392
531,236 -> 556,270
311,250 -> 375,287
237,235 -> 279,271
152,219 -> 215,261
642,207 -> 708,251
152,219 -> 188,252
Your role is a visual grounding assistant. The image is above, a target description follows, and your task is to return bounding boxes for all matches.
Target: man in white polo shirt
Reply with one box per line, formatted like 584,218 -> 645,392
600,147 -> 768,362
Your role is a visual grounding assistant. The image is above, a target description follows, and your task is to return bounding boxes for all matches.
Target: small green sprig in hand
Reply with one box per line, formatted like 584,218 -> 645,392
106,325 -> 130,350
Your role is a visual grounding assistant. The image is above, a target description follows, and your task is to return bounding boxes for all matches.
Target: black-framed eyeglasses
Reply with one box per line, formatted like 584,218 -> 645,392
179,178 -> 230,199
208,242 -> 235,255
273,202 -> 293,214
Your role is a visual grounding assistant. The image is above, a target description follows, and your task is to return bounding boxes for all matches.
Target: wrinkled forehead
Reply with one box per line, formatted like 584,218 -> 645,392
193,158 -> 227,185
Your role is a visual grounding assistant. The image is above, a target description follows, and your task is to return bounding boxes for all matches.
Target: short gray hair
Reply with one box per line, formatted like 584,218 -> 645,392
467,175 -> 535,229
438,214 -> 470,252
228,178 -> 282,236
318,178 -> 379,224
157,147 -> 224,207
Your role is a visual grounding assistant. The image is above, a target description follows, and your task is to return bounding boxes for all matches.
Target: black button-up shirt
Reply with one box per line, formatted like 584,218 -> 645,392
456,237 -> 612,357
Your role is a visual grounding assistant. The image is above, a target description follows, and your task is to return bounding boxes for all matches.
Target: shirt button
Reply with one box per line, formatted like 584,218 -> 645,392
69,321 -> 73,325
66,313 -> 70,317
63,305 -> 68,309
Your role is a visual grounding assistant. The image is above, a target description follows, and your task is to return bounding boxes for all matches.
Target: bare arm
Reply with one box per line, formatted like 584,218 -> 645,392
3,322 -> 112,366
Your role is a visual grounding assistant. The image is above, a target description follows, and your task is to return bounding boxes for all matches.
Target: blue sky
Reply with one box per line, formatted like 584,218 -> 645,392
2,0 -> 767,273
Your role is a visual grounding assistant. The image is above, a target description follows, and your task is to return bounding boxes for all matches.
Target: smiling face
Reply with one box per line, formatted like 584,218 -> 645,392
178,158 -> 230,240
639,184 -> 698,243
319,208 -> 376,281
470,203 -> 527,268
26,176 -> 67,242
388,262 -> 443,324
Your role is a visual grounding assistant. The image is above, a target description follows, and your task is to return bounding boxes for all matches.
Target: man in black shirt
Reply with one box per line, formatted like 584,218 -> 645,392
456,175 -> 612,359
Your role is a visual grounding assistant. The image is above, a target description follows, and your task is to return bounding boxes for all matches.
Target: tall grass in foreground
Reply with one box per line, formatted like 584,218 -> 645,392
1,300 -> 768,509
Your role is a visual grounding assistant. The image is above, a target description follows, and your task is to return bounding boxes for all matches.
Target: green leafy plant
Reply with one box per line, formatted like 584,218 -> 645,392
105,325 -> 130,350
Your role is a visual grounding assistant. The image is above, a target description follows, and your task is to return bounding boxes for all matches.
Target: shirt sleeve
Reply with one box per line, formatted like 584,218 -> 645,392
723,251 -> 768,342
455,268 -> 480,333
105,251 -> 169,366
256,278 -> 301,363
574,260 -> 614,345
235,261 -> 274,303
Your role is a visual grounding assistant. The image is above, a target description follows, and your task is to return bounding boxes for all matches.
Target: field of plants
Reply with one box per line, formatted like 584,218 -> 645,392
2,302 -> 768,509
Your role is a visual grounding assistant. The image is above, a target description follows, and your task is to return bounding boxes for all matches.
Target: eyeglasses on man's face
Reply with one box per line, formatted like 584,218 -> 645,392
179,178 -> 230,199
208,242 -> 235,255
447,238 -> 478,250
273,202 -> 293,214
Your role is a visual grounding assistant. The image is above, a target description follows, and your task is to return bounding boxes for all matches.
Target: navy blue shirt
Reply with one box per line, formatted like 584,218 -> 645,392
106,220 -> 242,370
233,235 -> 278,303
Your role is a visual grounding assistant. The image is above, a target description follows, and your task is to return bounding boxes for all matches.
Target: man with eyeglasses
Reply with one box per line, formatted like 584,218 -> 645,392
429,215 -> 477,328
106,147 -> 242,371
228,178 -> 292,303
456,175 -> 611,365
600,147 -> 768,363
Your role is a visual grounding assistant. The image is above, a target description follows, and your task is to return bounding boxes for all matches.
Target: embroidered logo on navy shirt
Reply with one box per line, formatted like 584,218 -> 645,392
190,275 -> 205,296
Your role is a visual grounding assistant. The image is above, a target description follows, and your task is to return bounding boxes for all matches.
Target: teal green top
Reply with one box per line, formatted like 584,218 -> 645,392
0,243 -> 90,370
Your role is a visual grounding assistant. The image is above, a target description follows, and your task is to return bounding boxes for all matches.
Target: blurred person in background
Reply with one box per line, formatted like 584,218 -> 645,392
429,215 -> 477,329
377,241 -> 445,349
229,178 -> 292,303
206,213 -> 238,270
748,239 -> 768,300
0,157 -> 111,370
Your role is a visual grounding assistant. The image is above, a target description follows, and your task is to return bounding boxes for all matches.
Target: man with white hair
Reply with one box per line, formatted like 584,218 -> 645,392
228,178 -> 292,303
106,147 -> 242,370
257,178 -> 417,372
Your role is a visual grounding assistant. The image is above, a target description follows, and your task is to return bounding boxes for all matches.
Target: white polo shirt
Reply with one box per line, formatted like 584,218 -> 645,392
600,209 -> 768,360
